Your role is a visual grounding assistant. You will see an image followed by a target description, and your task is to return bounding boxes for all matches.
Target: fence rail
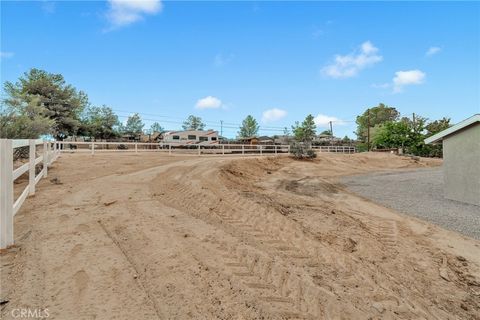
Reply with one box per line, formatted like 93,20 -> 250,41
312,145 -> 356,153
56,141 -> 356,155
56,141 -> 292,156
0,139 -> 60,249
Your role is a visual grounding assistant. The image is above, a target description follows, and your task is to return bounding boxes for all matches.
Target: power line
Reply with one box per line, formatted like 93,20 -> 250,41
113,108 -> 356,130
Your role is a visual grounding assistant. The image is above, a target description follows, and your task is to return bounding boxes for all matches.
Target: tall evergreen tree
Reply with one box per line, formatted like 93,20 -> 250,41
238,115 -> 259,137
124,113 -> 144,134
3,68 -> 89,140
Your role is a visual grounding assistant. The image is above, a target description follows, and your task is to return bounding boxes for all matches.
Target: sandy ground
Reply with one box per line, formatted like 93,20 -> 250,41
1,152 -> 479,319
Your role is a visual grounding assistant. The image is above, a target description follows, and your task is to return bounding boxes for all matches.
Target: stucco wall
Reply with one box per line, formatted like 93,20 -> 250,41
443,123 -> 480,206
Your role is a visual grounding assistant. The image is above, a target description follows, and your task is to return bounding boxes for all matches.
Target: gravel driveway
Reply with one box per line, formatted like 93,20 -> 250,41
341,167 -> 480,240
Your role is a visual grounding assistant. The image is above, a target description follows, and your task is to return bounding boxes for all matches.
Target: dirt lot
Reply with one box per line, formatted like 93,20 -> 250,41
1,152 -> 479,319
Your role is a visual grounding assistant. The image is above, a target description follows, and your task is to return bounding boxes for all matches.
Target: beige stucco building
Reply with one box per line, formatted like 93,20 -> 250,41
425,114 -> 480,206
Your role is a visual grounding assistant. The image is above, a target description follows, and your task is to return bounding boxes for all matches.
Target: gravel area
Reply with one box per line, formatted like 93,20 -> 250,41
341,167 -> 480,240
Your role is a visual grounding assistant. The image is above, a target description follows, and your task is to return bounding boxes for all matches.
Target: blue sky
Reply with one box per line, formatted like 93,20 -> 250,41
1,1 -> 479,138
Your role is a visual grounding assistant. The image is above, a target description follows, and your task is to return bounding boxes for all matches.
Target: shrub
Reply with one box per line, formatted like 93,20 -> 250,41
289,142 -> 317,159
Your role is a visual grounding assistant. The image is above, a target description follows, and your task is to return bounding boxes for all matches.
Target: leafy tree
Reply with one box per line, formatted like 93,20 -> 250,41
292,114 -> 316,143
355,103 -> 400,141
150,122 -> 164,132
426,117 -> 451,135
372,115 -> 449,157
372,121 -> 411,149
3,68 -> 89,140
84,105 -> 119,140
283,127 -> 290,136
238,115 -> 259,137
124,113 -> 144,134
182,115 -> 205,131
0,96 -> 54,138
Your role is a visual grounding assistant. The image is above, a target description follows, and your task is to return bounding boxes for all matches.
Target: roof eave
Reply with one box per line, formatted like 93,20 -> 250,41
424,114 -> 480,144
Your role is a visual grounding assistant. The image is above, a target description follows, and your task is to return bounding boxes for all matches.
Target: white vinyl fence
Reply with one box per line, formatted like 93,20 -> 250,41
312,145 -> 356,153
0,139 -> 60,249
55,141 -> 356,155
55,141 -> 292,156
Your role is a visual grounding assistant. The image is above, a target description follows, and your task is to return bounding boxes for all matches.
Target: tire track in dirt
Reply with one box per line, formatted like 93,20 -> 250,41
97,220 -> 164,319
154,165 -> 367,318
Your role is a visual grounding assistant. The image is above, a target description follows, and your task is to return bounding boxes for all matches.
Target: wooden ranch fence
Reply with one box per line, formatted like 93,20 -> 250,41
0,139 -> 60,249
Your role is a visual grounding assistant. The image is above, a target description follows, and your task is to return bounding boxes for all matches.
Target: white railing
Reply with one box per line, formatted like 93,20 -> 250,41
55,141 -> 292,156
54,141 -> 356,155
0,139 -> 60,249
312,145 -> 356,153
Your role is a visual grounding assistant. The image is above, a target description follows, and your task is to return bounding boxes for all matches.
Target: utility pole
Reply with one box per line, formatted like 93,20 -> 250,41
412,113 -> 416,134
367,108 -> 371,151
329,121 -> 333,137
220,120 -> 223,137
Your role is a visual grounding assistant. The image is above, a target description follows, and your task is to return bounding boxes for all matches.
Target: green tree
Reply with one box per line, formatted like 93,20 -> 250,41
372,121 -> 411,149
124,113 -> 144,134
238,115 -> 259,137
0,96 -> 54,138
292,114 -> 316,142
84,105 -> 119,140
182,115 -> 205,130
426,117 -> 451,135
150,122 -> 164,132
367,113 -> 451,157
355,103 -> 399,141
3,68 -> 89,140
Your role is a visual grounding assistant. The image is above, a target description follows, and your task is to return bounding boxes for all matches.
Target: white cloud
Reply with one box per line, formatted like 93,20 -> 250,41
195,96 -> 222,109
214,53 -> 234,67
262,108 -> 287,123
322,41 -> 383,78
426,46 -> 441,57
105,0 -> 162,30
393,70 -> 426,93
313,114 -> 346,127
0,52 -> 14,59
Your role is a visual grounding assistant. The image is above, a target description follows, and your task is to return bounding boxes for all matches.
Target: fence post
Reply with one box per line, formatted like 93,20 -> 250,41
43,141 -> 48,178
260,145 -> 262,156
169,144 -> 171,155
29,140 -> 36,196
48,141 -> 52,164
198,144 -> 201,155
275,145 -> 277,155
135,143 -> 138,154
0,139 -> 14,249
91,142 -> 95,155
222,145 -> 225,155
242,145 -> 245,155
